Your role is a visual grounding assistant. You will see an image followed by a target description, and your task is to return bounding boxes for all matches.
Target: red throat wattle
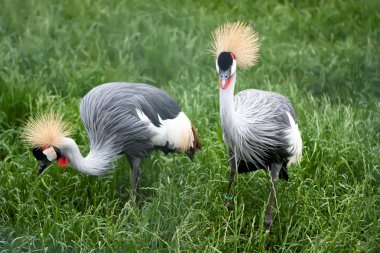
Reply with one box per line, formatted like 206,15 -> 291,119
41,145 -> 69,167
58,157 -> 69,167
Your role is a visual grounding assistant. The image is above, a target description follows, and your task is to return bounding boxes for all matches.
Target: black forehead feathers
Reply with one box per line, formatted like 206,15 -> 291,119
32,147 -> 45,160
217,52 -> 233,71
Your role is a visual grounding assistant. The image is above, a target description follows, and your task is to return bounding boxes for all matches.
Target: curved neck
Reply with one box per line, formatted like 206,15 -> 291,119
60,137 -> 112,176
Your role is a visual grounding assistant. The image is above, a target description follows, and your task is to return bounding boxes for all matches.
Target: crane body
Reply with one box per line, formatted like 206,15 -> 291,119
25,82 -> 200,204
212,21 -> 302,229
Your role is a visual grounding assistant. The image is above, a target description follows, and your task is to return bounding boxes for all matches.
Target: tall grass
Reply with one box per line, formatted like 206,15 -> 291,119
0,0 -> 379,252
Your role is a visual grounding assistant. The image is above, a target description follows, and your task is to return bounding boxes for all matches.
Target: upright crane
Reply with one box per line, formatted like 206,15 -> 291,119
24,82 -> 200,204
211,21 -> 302,229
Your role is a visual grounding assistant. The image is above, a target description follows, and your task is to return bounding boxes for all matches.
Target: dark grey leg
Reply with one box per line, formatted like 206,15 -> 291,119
264,162 -> 281,230
225,152 -> 237,208
264,179 -> 276,230
128,157 -> 141,206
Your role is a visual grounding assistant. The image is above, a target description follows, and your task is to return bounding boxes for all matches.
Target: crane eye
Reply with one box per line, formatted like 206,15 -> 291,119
32,147 -> 45,160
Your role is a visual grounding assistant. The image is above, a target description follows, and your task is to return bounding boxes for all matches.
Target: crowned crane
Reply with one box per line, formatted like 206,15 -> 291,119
24,82 -> 200,205
211,21 -> 302,230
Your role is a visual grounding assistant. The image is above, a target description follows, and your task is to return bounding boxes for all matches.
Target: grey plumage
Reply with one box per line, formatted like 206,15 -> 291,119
25,81 -> 199,206
221,89 -> 298,170
218,74 -> 302,230
78,82 -> 199,203
212,20 -> 302,230
80,82 -> 183,170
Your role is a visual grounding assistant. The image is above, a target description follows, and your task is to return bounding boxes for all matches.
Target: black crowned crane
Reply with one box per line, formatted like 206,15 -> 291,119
24,82 -> 200,204
211,21 -> 302,229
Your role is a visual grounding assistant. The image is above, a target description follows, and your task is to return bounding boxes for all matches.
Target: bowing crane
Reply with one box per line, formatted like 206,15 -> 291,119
24,82 -> 200,204
211,21 -> 302,229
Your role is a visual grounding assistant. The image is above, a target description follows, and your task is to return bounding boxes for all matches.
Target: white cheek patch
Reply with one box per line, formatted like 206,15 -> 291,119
231,60 -> 237,75
43,147 -> 57,161
215,59 -> 219,73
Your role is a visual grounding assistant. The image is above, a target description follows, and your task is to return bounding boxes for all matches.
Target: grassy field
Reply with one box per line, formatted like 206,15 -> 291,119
1,0 -> 380,252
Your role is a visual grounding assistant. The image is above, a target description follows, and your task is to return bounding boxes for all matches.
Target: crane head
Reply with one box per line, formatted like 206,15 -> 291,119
216,52 -> 237,89
211,21 -> 260,87
23,112 -> 71,175
32,146 -> 69,175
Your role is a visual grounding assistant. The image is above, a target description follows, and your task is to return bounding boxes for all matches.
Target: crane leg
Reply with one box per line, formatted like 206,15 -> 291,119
225,153 -> 237,208
264,162 -> 281,230
128,157 -> 141,207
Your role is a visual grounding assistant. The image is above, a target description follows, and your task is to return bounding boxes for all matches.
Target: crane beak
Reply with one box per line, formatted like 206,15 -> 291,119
220,77 -> 231,89
37,157 -> 52,175
219,70 -> 232,89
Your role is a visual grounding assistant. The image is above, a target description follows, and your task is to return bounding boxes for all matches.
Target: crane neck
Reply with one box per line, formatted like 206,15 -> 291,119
59,137 -> 113,176
220,72 -> 237,121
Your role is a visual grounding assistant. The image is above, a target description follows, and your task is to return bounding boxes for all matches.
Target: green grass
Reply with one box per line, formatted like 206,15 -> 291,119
1,0 -> 380,252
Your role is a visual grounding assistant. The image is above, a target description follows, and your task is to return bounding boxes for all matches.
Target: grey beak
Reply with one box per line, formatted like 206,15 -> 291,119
37,158 -> 51,175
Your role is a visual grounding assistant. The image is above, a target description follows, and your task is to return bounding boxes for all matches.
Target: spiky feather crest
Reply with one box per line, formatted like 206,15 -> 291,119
23,112 -> 72,148
211,21 -> 260,69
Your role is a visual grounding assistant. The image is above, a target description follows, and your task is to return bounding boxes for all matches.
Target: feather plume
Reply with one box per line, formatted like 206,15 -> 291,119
23,112 -> 72,147
211,21 -> 260,69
